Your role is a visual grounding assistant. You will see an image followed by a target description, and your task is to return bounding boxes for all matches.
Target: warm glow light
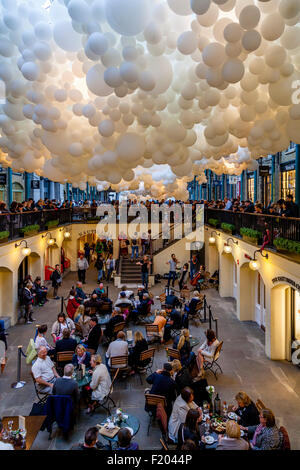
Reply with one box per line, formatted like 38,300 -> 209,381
22,247 -> 31,257
47,238 -> 55,246
224,245 -> 232,254
209,237 -> 216,244
64,231 -> 71,239
249,259 -> 260,271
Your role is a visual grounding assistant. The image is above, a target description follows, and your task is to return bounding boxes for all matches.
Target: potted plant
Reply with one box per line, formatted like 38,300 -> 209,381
240,227 -> 262,245
45,219 -> 59,229
273,237 -> 300,261
20,224 -> 40,237
221,222 -> 235,235
208,218 -> 219,228
0,231 -> 9,243
86,217 -> 101,224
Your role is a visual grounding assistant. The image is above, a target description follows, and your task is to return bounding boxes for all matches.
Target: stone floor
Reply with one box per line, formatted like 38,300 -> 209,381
1,267 -> 300,450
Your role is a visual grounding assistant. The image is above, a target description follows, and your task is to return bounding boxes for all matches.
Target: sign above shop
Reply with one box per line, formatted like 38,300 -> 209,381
0,173 -> 7,185
259,166 -> 270,177
272,276 -> 300,293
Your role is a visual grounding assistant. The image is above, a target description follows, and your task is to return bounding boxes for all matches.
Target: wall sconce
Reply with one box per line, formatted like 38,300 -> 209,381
42,232 -> 56,246
209,230 -> 220,244
249,249 -> 269,271
59,227 -> 71,239
224,237 -> 238,254
15,240 -> 31,257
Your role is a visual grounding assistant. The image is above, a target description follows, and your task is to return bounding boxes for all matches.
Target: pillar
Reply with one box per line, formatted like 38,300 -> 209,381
221,174 -> 225,200
208,170 -> 212,201
49,181 -> 55,199
66,183 -> 70,201
240,171 -> 245,200
25,172 -> 32,200
8,167 -> 12,206
271,154 -> 276,203
254,169 -> 258,202
296,144 -> 300,210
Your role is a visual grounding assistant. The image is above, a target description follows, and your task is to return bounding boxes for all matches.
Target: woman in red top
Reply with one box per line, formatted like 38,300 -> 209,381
66,289 -> 80,320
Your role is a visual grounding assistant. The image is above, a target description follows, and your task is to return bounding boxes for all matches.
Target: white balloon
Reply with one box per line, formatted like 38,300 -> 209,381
21,62 -> 39,81
222,59 -> 245,83
87,32 -> 109,56
69,142 -> 83,156
87,63 -> 114,96
202,42 -> 226,67
116,133 -> 146,161
239,5 -> 260,30
53,20 -> 82,52
106,0 -> 151,36
119,62 -> 139,82
261,13 -> 285,41
190,0 -> 211,15
167,0 -> 192,15
177,31 -> 198,55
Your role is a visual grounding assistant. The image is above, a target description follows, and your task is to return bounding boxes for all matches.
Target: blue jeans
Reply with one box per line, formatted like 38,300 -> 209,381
98,269 -> 103,282
131,246 -> 139,259
168,271 -> 176,286
142,272 -> 148,289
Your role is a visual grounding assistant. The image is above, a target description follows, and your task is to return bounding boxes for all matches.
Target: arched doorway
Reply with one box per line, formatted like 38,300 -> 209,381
239,262 -> 256,321
45,244 -> 60,269
219,251 -> 235,298
206,243 -> 219,279
255,272 -> 266,330
0,267 -> 13,318
271,284 -> 300,361
18,256 -> 28,295
28,252 -> 42,280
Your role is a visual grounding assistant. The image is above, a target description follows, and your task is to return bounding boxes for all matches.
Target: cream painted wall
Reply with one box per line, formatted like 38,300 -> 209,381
219,252 -> 235,298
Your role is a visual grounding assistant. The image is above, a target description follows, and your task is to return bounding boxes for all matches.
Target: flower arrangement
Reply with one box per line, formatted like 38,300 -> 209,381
206,385 -> 215,401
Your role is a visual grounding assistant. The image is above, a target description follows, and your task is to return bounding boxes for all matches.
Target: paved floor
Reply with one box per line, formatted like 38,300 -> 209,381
1,267 -> 300,450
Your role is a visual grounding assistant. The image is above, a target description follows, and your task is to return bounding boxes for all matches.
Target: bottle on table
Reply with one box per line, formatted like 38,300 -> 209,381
222,401 -> 228,418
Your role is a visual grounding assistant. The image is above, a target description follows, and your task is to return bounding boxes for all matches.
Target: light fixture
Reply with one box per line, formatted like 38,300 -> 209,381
60,227 -> 71,239
209,230 -> 220,244
42,232 -> 56,245
249,249 -> 268,271
15,240 -> 31,257
224,237 -> 238,254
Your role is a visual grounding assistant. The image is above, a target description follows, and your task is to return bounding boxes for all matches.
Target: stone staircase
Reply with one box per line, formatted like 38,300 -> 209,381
120,257 -> 142,284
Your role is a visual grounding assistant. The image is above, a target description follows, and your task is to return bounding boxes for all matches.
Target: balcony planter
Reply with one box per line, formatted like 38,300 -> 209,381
208,218 -> 219,228
240,228 -> 262,246
45,219 -> 59,229
20,224 -> 40,237
273,238 -> 300,262
221,223 -> 235,235
86,217 -> 100,224
0,231 -> 9,244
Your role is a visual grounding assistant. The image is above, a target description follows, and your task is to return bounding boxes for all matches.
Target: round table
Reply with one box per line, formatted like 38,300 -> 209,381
97,314 -> 111,326
76,372 -> 92,388
190,337 -> 200,349
100,414 -> 140,449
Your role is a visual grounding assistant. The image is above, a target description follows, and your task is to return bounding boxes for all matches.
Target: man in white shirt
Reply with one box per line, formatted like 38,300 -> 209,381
106,331 -> 128,369
77,254 -> 89,284
32,346 -> 59,393
114,292 -> 133,308
117,285 -> 134,300
0,420 -> 14,450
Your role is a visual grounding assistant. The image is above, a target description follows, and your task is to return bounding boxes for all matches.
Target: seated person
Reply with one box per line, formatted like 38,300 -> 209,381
106,331 -> 128,370
83,294 -> 103,314
33,277 -> 48,305
72,344 -> 91,369
114,292 -> 133,308
67,289 -> 80,320
32,346 -> 59,394
86,354 -> 112,414
75,282 -> 87,304
216,420 -> 249,450
35,324 -> 55,356
117,285 -> 134,300
71,427 -> 99,451
241,409 -> 282,451
104,308 -> 125,341
166,290 -> 181,308
232,391 -> 260,427
173,329 -> 195,367
185,291 -> 202,316
128,330 -> 149,374
151,310 -> 167,341
51,313 -> 75,343
75,305 -> 91,338
132,293 -> 153,321
196,329 -> 219,378
92,282 -> 105,299
84,317 -> 102,352
52,363 -> 80,406
168,387 -> 199,443
163,305 -> 182,343
177,409 -> 203,450
137,286 -> 148,302
146,363 -> 177,417
171,360 -> 210,406
116,428 -> 139,451
55,329 -> 77,365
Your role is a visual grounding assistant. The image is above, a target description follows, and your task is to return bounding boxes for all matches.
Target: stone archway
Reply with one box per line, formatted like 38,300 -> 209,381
0,267 -> 13,318
45,244 -> 60,268
219,251 -> 236,298
28,252 -> 42,280
238,262 -> 257,321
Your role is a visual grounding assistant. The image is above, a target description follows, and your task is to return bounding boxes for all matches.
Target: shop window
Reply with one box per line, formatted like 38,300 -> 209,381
281,169 -> 295,200
0,184 -> 5,202
12,182 -> 24,203
247,177 -> 254,202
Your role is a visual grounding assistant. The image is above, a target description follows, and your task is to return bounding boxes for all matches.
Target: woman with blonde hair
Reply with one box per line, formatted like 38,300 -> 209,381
233,391 -> 260,427
216,420 -> 249,450
152,309 -> 167,342
128,330 -> 149,373
75,305 -> 91,338
173,329 -> 195,367
86,354 -> 112,415
72,344 -> 91,368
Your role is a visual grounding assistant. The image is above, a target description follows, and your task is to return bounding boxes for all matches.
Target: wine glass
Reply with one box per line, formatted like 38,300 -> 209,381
204,417 -> 210,436
8,420 -> 13,434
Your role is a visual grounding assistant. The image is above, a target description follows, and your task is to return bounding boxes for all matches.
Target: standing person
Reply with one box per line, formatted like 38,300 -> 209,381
95,254 -> 104,282
84,242 -> 91,264
91,199 -> 98,218
141,232 -> 147,255
190,255 -> 199,280
179,263 -> 189,291
106,254 -> 115,282
77,253 -> 89,284
51,264 -> 62,299
137,255 -> 151,290
166,254 -> 178,288
22,282 -> 36,324
130,232 -> 139,261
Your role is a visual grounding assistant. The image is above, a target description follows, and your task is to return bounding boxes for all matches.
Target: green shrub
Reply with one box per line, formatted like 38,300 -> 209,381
45,219 -> 59,228
221,223 -> 235,233
87,217 -> 100,222
208,218 -> 219,227
240,227 -> 262,239
0,231 -> 9,239
20,224 -> 40,233
274,237 -> 300,254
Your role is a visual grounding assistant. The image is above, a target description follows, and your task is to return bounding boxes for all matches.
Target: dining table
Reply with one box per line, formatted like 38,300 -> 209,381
97,314 -> 111,326
201,413 -> 249,450
75,371 -> 92,388
99,413 -> 140,449
1,416 -> 46,450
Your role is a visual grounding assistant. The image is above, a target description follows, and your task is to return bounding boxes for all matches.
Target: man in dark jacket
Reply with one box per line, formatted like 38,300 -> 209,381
163,305 -> 182,342
85,317 -> 102,352
243,200 -> 255,213
51,264 -> 62,299
83,294 -> 103,313
55,329 -> 77,366
23,282 -> 36,324
104,308 -> 124,340
75,282 -> 87,304
165,290 -> 181,308
52,364 -> 79,407
146,363 -> 177,417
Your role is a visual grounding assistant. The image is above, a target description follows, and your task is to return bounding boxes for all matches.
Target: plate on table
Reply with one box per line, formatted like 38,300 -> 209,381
228,412 -> 238,420
204,435 -> 215,445
124,426 -> 133,436
240,430 -> 244,437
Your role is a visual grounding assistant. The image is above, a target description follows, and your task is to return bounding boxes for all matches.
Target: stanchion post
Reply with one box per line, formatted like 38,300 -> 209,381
61,296 -> 64,314
203,296 -> 207,322
11,346 -> 26,389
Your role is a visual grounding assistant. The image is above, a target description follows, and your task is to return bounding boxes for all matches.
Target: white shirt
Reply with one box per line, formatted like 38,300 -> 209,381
106,339 -> 128,367
77,257 -> 89,270
0,441 -> 14,450
35,335 -> 51,351
117,290 -> 133,300
32,356 -> 54,382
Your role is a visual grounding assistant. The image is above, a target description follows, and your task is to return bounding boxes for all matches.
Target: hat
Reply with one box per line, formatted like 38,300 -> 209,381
163,363 -> 172,372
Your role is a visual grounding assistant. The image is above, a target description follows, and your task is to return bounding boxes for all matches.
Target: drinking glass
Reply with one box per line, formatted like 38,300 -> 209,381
8,421 -> 13,433
204,418 -> 210,436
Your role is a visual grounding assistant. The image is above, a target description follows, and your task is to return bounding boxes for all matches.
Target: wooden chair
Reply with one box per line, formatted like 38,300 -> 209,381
160,436 -> 169,451
56,351 -> 74,364
190,299 -> 204,324
165,347 -> 180,361
110,355 -> 129,376
255,398 -> 266,412
203,341 -> 224,380
136,348 -> 156,385
31,371 -> 49,405
144,393 -> 167,436
112,321 -> 125,339
94,368 -> 119,415
145,324 -> 161,348
99,302 -> 112,315
89,306 -> 97,316
279,426 -> 291,450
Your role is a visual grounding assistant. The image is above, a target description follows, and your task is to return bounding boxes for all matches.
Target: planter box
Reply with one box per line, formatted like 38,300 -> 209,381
0,237 -> 9,244
86,220 -> 99,224
275,247 -> 300,262
222,228 -> 235,235
242,235 -> 261,246
45,222 -> 59,228
21,230 -> 39,237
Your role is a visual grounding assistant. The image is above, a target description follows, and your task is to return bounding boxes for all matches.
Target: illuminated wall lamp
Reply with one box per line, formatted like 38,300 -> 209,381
209,230 -> 220,244
15,240 -> 31,257
249,249 -> 268,271
59,227 -> 71,239
42,232 -> 56,245
224,237 -> 238,254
